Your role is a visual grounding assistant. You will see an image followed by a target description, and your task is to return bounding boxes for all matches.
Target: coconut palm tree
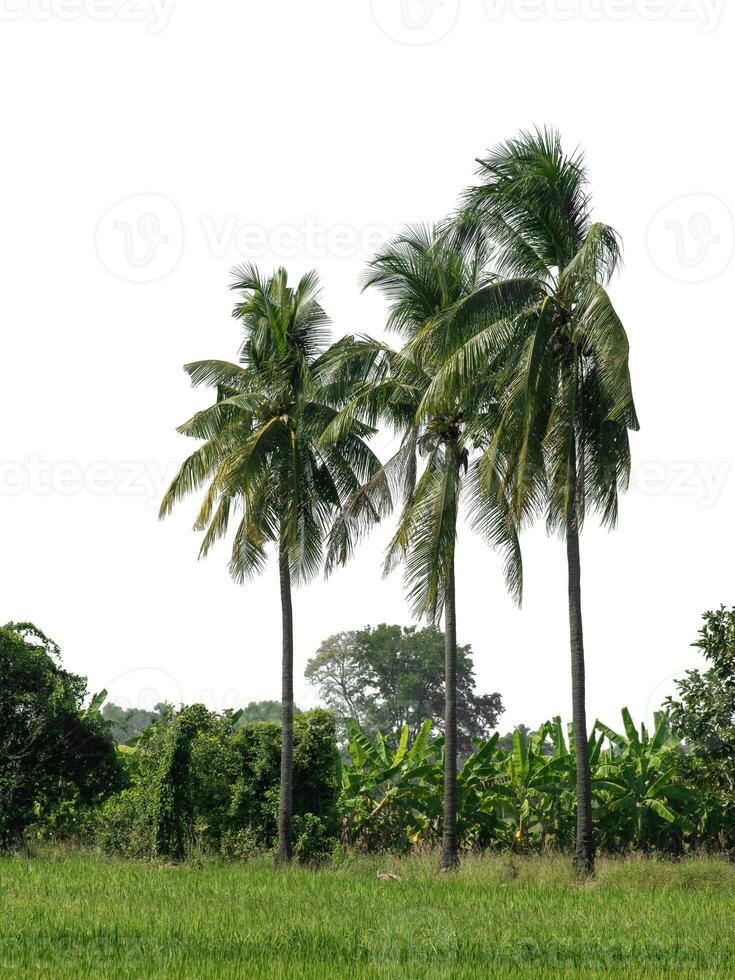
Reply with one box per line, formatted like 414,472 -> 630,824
420,129 -> 639,875
321,225 -> 523,869
160,265 -> 382,864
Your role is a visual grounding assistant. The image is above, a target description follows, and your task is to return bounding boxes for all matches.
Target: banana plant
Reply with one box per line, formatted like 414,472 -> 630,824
339,719 -> 442,846
454,733 -> 506,848
486,725 -> 574,848
592,708 -> 691,850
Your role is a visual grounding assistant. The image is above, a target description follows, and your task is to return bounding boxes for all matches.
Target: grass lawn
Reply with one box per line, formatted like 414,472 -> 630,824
1,850 -> 734,978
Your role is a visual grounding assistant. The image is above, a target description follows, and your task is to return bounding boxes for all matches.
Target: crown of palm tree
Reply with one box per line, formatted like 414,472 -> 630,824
320,225 -> 523,621
412,128 -> 639,535
160,264 -> 382,585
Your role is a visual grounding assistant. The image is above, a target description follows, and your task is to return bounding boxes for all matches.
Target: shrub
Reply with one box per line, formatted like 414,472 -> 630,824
94,707 -> 340,861
95,787 -> 153,857
292,813 -> 335,864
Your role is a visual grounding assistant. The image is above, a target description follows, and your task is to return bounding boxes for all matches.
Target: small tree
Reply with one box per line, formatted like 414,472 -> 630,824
667,606 -> 735,755
667,606 -> 735,848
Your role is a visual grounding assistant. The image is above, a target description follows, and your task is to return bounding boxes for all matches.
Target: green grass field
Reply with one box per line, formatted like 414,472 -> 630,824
1,851 -> 734,979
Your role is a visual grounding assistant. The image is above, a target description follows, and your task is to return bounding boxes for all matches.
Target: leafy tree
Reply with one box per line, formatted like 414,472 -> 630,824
0,622 -> 121,847
160,265 -> 381,863
667,606 -> 735,755
238,700 -> 302,725
321,225 -> 522,869
305,623 -> 503,753
422,129 -> 638,874
102,702 -> 171,744
666,606 -> 735,847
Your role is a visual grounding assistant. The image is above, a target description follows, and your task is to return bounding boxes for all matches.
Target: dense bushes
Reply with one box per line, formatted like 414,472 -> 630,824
95,707 -> 340,861
8,692 -> 735,860
5,614 -> 735,862
337,711 -> 720,857
0,623 -> 122,848
9,682 -> 733,860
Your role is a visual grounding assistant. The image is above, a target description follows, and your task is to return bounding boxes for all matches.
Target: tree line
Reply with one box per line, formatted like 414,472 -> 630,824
2,607 -> 734,857
159,128 -> 638,875
103,624 -> 503,750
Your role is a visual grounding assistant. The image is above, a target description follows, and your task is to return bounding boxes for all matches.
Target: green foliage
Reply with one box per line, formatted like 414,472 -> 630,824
668,606 -> 735,756
0,622 -> 122,848
238,700 -> 302,724
593,710 -> 692,852
94,787 -> 153,857
339,718 -> 440,852
149,704 -> 214,858
339,710 -> 702,856
101,701 -> 171,744
322,225 -> 523,613
160,264 -> 382,589
96,705 -> 232,859
305,624 -> 503,752
89,700 -> 727,861
96,708 -> 339,861
482,721 -> 576,850
666,606 -> 735,849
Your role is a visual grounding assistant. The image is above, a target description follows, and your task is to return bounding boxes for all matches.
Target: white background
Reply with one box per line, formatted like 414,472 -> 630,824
0,0 -> 732,731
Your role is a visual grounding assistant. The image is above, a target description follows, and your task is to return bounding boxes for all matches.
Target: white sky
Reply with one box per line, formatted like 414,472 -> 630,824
1,0 -> 733,732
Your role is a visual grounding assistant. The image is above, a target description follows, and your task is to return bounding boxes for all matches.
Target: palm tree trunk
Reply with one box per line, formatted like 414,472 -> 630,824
276,527 -> 294,866
567,441 -> 595,876
440,552 -> 459,871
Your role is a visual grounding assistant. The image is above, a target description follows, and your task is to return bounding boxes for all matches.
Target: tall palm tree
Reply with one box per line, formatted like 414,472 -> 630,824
160,265 -> 381,864
421,129 -> 639,875
321,226 -> 523,870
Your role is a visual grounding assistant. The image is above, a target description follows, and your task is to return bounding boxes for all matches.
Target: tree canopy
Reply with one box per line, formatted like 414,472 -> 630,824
668,606 -> 735,757
102,702 -> 172,744
305,624 -> 503,754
